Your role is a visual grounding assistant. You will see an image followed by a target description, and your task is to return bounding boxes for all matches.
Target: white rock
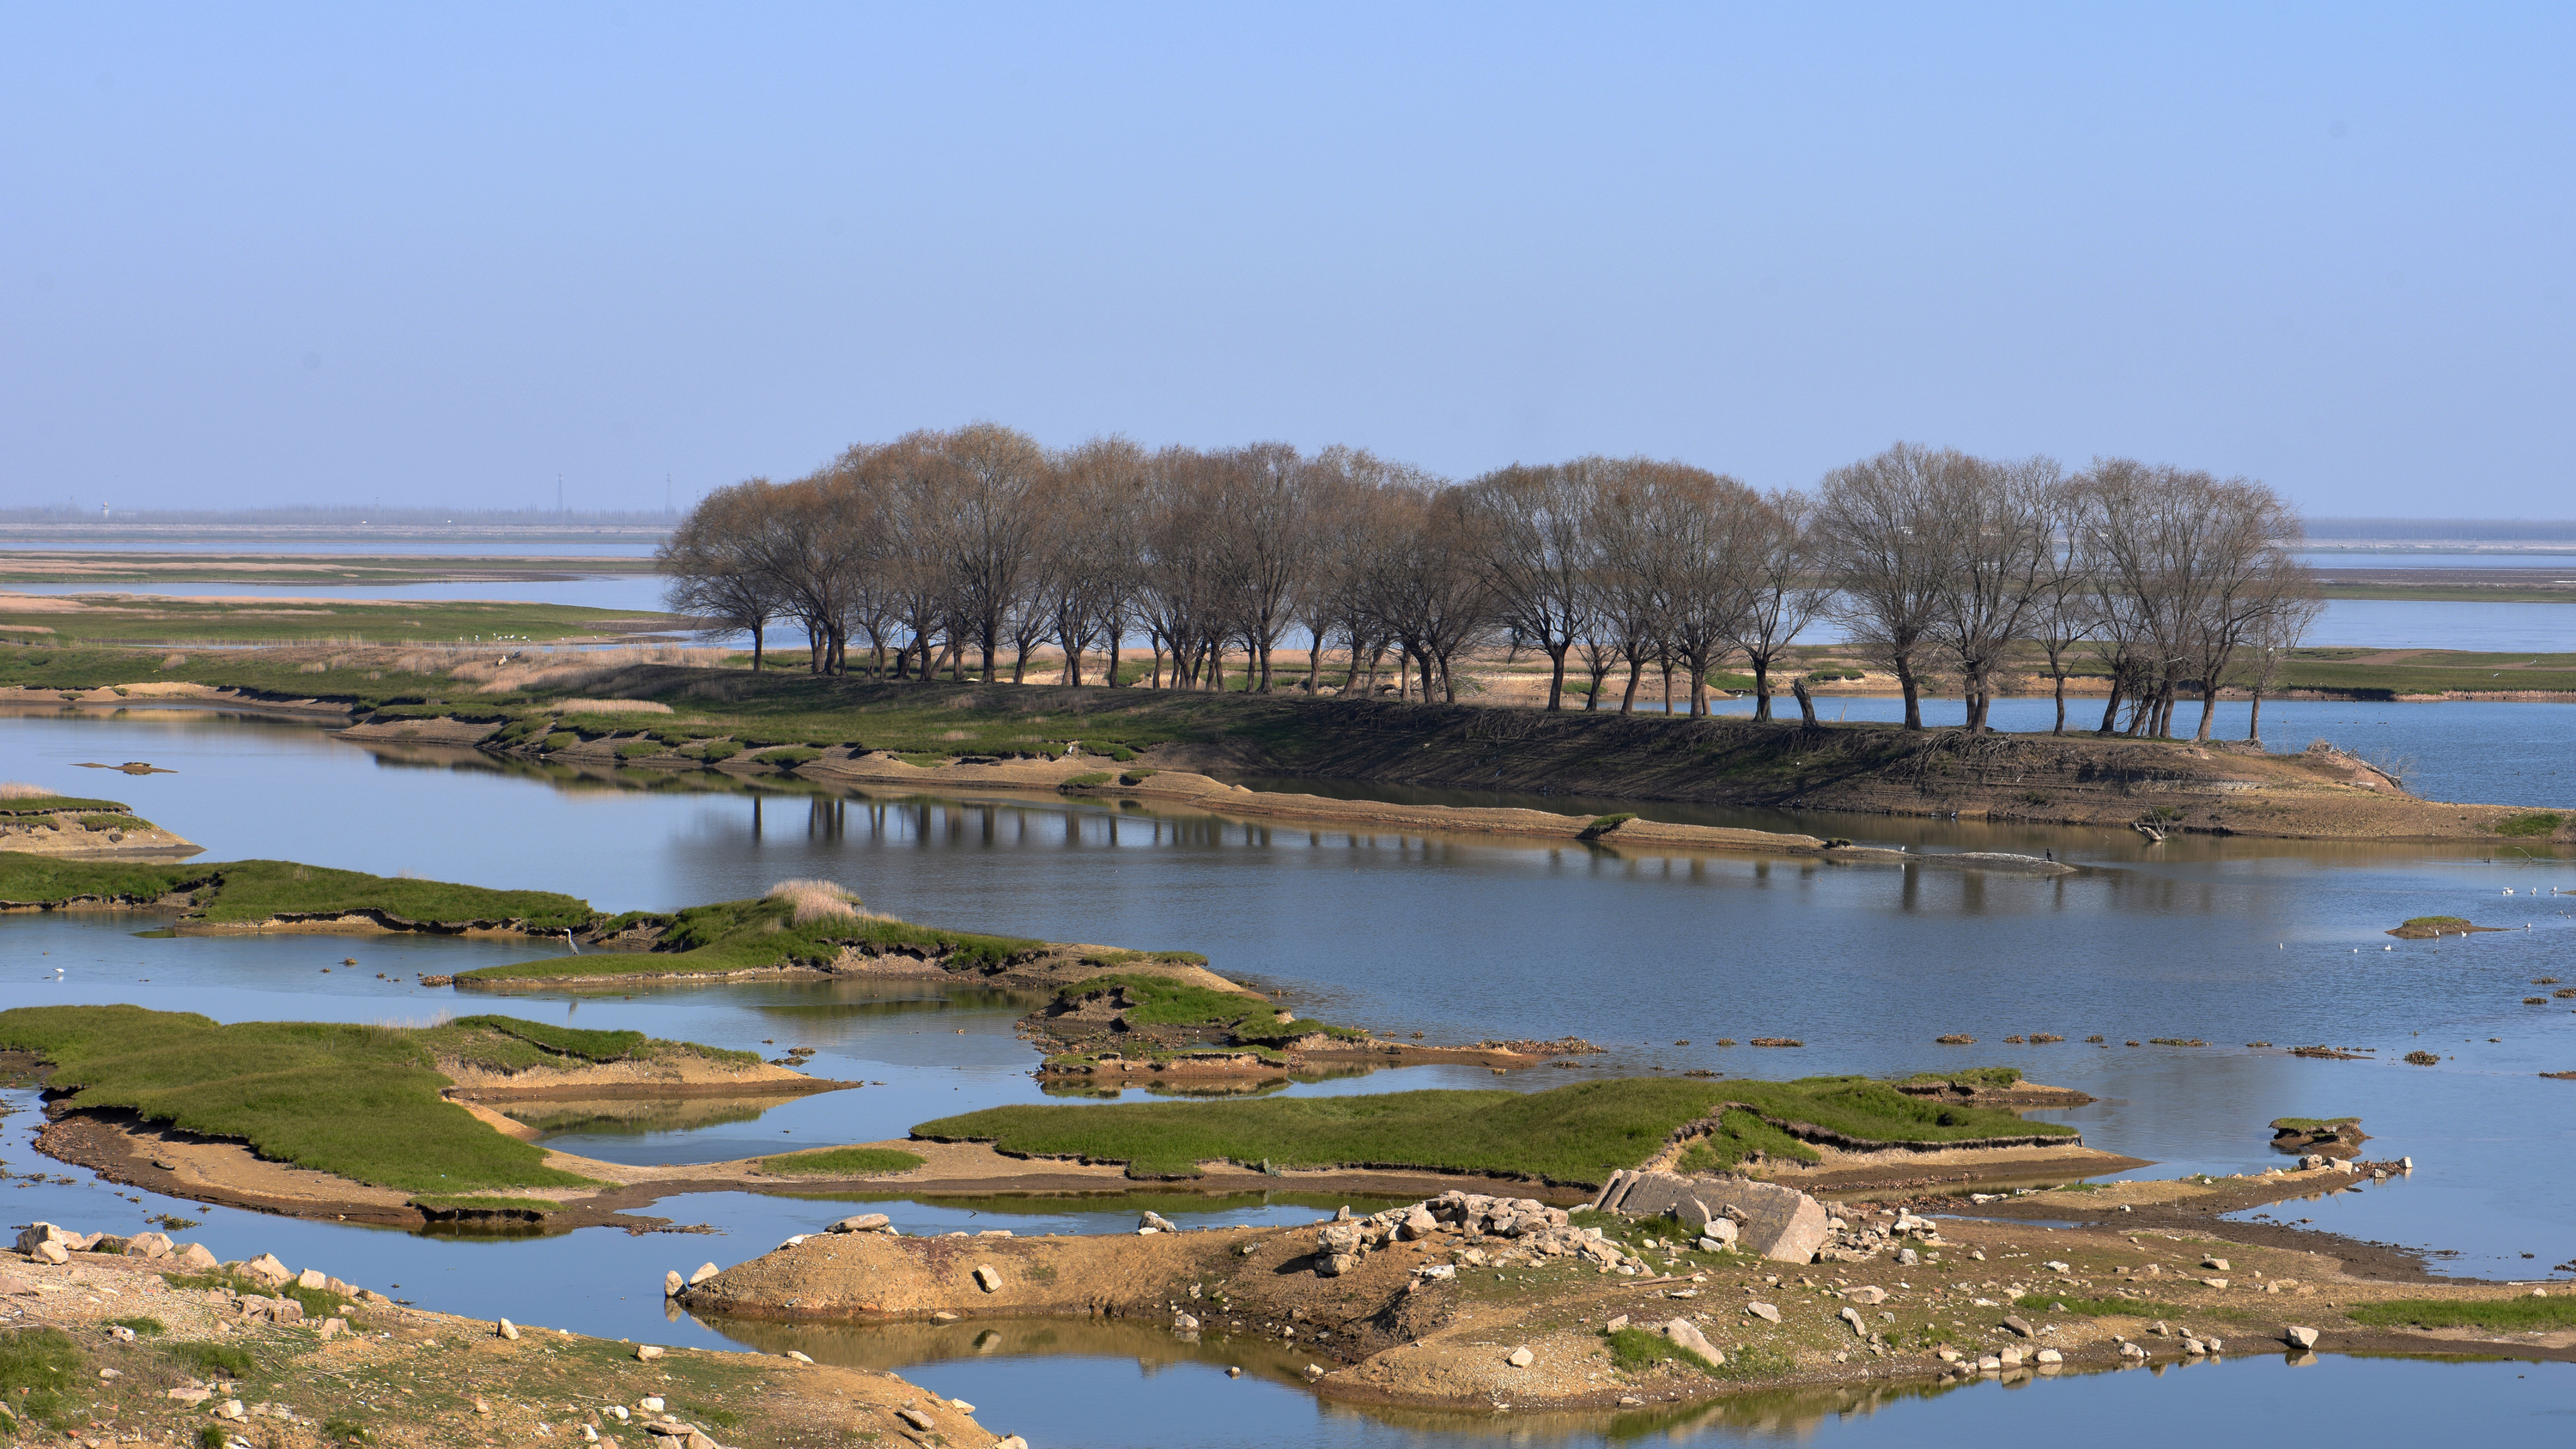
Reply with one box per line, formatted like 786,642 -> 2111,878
637,1397 -> 665,1413
828,1214 -> 891,1234
664,1270 -> 683,1298
1661,1319 -> 1722,1363
29,1241 -> 67,1266
786,1350 -> 813,1363
1747,1301 -> 1782,1323
2034,1349 -> 2063,1364
241,1253 -> 292,1286
2284,1325 -> 2320,1349
973,1264 -> 1003,1293
635,1347 -> 665,1362
688,1263 -> 720,1286
1505,1346 -> 1534,1367
496,1319 -> 519,1341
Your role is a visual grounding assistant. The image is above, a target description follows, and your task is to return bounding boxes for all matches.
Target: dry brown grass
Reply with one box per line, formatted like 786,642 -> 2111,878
764,878 -> 866,924
0,781 -> 56,800
554,697 -> 675,715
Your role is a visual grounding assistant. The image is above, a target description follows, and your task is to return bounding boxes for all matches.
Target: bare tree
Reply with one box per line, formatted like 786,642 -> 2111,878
1460,462 -> 1597,709
658,479 -> 787,670
1814,443 -> 1962,730
1728,490 -> 1828,722
1927,453 -> 2062,733
2238,582 -> 2324,744
939,423 -> 1048,684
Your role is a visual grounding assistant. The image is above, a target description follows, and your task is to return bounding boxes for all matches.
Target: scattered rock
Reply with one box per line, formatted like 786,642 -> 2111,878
635,1345 -> 665,1361
2201,1257 -> 2231,1271
240,1253 -> 291,1287
122,1232 -> 173,1259
1606,1314 -> 1630,1331
688,1263 -> 720,1286
786,1350 -> 813,1363
317,1319 -> 346,1341
829,1214 -> 891,1234
172,1243 -> 219,1271
896,1408 -> 936,1431
1505,1346 -> 1534,1368
496,1319 -> 519,1341
1844,1285 -> 1887,1306
665,1270 -> 684,1298
29,1241 -> 67,1266
1138,1210 -> 1179,1234
2285,1325 -> 2320,1349
2034,1348 -> 2063,1364
1747,1301 -> 1782,1323
972,1265 -> 1003,1293
2002,1314 -> 2034,1337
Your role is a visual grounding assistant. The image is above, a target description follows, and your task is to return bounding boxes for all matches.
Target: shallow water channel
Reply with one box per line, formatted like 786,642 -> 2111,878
3,709 -> 2573,1444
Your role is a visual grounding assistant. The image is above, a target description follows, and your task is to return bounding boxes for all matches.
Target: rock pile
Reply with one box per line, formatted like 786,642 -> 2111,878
1313,1191 -> 1598,1277
16,1222 -> 219,1271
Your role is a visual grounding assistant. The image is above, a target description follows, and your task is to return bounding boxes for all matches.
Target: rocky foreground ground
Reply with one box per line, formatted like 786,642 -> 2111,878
678,1168 -> 2576,1415
0,1224 -> 1013,1449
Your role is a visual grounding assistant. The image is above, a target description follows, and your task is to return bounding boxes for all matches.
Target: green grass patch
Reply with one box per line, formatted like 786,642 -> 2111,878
447,1015 -> 645,1063
755,1146 -> 927,1177
0,1327 -> 90,1428
2347,1297 -> 2576,1332
159,1339 -> 260,1379
541,731 -> 580,750
753,747 -> 822,767
2403,916 -> 2472,929
106,1316 -> 165,1337
0,796 -> 131,816
2494,812 -> 2565,838
1578,812 -> 1637,839
2269,1117 -> 2360,1131
0,1004 -> 650,1193
75,813 -> 147,832
1677,1107 -> 1823,1168
1060,772 -> 1114,789
918,1072 -> 2070,1182
457,894 -> 1041,982
0,856 -> 605,929
1894,1066 -> 2025,1089
1060,973 -> 1268,1025
1605,1325 -> 1722,1374
2014,1293 -> 2166,1317
695,739 -> 742,761
915,1078 -> 1737,1182
615,740 -> 665,759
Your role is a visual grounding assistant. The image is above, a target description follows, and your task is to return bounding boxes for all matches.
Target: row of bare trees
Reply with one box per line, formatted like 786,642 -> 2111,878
660,427 -> 2320,739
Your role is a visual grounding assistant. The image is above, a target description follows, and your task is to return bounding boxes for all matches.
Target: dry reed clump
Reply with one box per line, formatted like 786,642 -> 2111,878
450,644 -> 729,696
764,878 -> 881,924
160,653 -> 188,669
0,781 -> 57,799
555,698 -> 675,716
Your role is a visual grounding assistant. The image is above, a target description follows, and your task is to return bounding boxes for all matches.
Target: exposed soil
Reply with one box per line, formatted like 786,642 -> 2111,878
0,807 -> 201,858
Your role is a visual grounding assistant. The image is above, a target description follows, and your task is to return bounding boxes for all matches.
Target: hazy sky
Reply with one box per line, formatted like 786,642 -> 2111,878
5,4 -> 2571,516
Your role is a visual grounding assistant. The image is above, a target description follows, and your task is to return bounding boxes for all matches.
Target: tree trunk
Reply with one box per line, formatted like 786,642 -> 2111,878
2052,670 -> 2068,736
1792,676 -> 1819,726
1751,659 -> 1772,722
1619,658 -> 1643,714
1893,652 -> 1923,730
2194,679 -> 2217,742
1306,634 -> 1323,693
1150,641 -> 1165,688
750,625 -> 763,673
1546,647 -> 1568,711
1688,657 -> 1709,717
2248,689 -> 2264,744
1104,623 -> 1121,688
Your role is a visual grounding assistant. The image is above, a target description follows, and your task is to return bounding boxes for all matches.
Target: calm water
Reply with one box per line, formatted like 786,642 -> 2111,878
3,710 -> 2573,1445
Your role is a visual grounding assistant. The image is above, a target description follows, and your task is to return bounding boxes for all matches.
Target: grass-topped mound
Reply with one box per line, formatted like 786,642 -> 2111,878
1669,1076 -> 2075,1171
0,854 -> 592,930
0,1006 -> 752,1194
456,889 -> 1042,983
755,1146 -> 927,1177
913,1073 -> 2075,1182
2347,1297 -> 2576,1333
2387,915 -> 2507,938
0,796 -> 137,817
914,1078 -> 1735,1181
1030,973 -> 1369,1064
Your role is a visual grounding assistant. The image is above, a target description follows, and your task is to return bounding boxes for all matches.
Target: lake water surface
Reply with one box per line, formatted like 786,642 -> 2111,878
2,710 -> 2571,1445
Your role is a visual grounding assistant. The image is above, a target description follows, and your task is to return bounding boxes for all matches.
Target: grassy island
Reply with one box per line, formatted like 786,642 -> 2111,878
913,1074 -> 2075,1182
0,853 -> 592,930
0,1006 -> 754,1193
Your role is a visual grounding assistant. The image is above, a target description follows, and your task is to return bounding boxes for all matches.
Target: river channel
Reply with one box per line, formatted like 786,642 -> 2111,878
2,708 -> 2571,1445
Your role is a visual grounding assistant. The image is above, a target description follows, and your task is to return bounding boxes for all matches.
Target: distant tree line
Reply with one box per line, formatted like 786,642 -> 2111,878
659,426 -> 2321,741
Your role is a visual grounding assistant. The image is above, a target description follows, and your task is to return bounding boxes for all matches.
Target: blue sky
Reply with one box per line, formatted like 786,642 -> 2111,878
3,3 -> 2570,515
